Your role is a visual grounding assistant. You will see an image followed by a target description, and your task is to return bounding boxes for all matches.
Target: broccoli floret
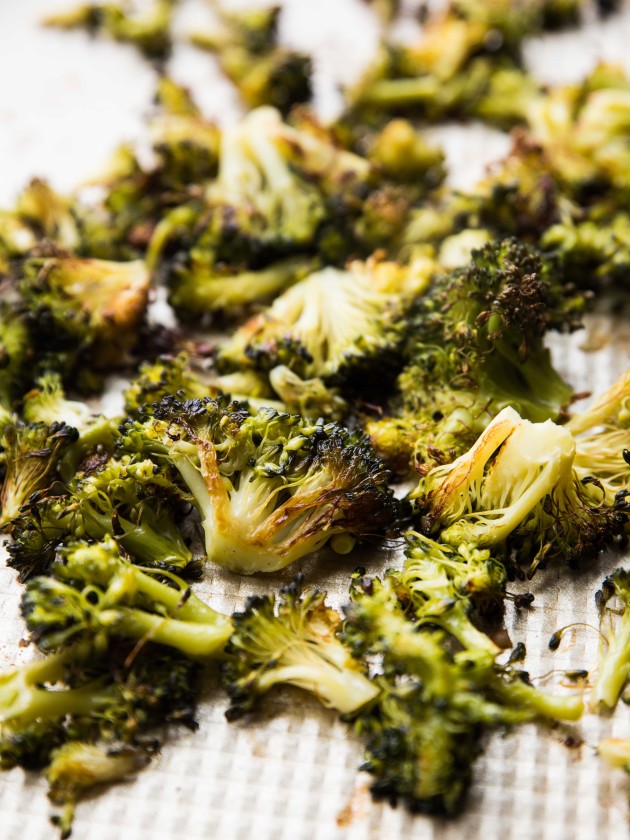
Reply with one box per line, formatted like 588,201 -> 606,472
0,641 -> 199,735
0,420 -> 79,531
43,1 -> 176,61
23,538 -> 232,659
21,373 -> 120,480
7,456 -> 194,579
365,239 -> 583,474
0,303 -> 32,420
191,5 -> 313,115
347,0 -> 579,127
120,396 -> 398,574
398,533 -> 507,652
47,742 -> 149,840
222,577 -> 379,718
217,259 -> 429,384
343,592 -> 583,814
20,253 -> 150,371
147,77 -> 220,187
591,569 -> 630,710
419,406 -> 630,574
14,179 -> 80,251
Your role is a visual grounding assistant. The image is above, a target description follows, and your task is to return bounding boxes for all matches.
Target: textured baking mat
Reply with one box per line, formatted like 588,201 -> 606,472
1,2 -> 630,838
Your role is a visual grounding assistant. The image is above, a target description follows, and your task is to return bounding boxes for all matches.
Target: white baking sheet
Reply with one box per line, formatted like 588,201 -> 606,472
1,2 -> 630,838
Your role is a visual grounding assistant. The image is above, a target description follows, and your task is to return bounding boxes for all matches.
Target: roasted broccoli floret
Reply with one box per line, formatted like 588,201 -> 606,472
23,538 -> 232,659
222,577 -> 379,718
365,239 -> 582,474
347,0 -> 578,127
0,420 -> 79,531
592,569 -> 630,710
120,396 -> 398,574
47,742 -> 149,840
217,259 -> 429,385
0,641 -> 199,736
43,0 -> 176,61
0,303 -> 32,421
20,253 -> 150,371
419,406 -> 630,574
343,591 -> 583,815
7,455 -> 193,579
191,5 -> 313,114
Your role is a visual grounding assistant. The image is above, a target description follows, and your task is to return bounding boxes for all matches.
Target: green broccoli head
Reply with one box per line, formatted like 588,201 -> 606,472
121,396 -> 398,574
418,407 -> 630,575
217,259 -> 429,384
0,420 -> 79,531
22,538 -> 231,659
222,576 -> 379,718
20,253 -> 150,370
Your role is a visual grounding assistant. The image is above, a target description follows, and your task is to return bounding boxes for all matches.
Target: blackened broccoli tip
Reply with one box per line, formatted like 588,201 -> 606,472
222,579 -> 379,718
122,396 -> 398,574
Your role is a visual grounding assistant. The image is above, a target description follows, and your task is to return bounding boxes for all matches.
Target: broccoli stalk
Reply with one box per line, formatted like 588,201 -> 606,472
222,578 -> 379,718
22,539 -> 232,659
592,569 -> 630,710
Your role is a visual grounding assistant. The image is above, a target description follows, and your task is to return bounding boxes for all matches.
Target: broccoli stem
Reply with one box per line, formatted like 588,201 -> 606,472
591,616 -> 630,709
100,608 -> 232,658
181,256 -> 307,310
256,656 -> 378,714
359,77 -> 439,107
497,678 -> 584,721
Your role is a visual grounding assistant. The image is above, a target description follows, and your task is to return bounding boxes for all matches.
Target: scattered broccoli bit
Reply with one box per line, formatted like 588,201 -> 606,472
222,576 -> 379,718
47,742 -> 149,839
598,738 -> 630,772
120,396 -> 398,574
